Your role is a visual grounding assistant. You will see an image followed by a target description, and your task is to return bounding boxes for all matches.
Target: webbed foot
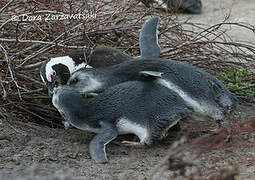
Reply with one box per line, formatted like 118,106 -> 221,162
203,120 -> 232,143
112,140 -> 145,147
89,121 -> 118,163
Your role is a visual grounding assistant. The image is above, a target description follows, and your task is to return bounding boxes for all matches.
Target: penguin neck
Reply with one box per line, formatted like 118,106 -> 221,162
84,66 -> 127,90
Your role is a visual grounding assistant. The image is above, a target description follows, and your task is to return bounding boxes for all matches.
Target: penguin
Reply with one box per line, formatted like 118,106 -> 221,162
40,17 -> 161,97
180,0 -> 202,14
52,72 -> 190,163
67,58 -> 238,129
144,0 -> 202,14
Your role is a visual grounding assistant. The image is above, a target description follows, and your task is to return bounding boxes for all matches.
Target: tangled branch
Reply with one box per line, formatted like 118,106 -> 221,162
0,0 -> 255,126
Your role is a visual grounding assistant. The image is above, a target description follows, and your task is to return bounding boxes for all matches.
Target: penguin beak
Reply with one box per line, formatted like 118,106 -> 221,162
47,75 -> 61,97
47,78 -> 60,97
47,82 -> 55,98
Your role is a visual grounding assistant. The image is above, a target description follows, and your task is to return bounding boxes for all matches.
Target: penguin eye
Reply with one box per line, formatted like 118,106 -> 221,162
52,71 -> 56,76
69,78 -> 78,85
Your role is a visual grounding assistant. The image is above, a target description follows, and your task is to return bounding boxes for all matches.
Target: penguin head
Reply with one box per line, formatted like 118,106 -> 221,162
40,55 -> 91,97
67,70 -> 102,94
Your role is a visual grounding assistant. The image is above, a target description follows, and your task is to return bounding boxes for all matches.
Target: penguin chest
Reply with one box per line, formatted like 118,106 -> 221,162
116,117 -> 150,144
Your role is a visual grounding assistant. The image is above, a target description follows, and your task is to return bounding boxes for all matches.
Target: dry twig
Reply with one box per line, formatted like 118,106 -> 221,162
0,0 -> 255,127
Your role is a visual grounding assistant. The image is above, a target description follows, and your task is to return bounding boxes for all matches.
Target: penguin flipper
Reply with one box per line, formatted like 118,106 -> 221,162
139,71 -> 163,79
89,121 -> 118,163
139,17 -> 161,58
81,92 -> 99,99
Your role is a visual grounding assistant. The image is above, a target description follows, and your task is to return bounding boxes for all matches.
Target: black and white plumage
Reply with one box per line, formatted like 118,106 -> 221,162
52,78 -> 189,163
40,17 -> 161,96
40,47 -> 130,96
40,53 -> 88,96
68,58 -> 238,126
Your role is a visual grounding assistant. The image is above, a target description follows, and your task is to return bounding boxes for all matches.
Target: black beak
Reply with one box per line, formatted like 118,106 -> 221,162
47,82 -> 55,98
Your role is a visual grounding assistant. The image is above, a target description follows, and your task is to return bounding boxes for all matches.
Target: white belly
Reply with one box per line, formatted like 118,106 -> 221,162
116,117 -> 149,143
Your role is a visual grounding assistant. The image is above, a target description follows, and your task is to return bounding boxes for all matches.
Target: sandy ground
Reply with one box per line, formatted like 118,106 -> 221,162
1,0 -> 255,179
180,0 -> 255,43
1,103 -> 255,180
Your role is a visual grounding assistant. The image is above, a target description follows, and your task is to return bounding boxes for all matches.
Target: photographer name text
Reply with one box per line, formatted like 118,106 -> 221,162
11,12 -> 97,22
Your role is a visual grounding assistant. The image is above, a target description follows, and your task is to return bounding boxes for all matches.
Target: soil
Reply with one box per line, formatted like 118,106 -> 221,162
1,0 -> 255,179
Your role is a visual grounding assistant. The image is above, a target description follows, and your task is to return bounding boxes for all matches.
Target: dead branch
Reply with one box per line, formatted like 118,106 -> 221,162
0,0 -> 14,14
0,38 -> 85,49
1,0 -> 255,129
0,43 -> 22,100
22,61 -> 45,70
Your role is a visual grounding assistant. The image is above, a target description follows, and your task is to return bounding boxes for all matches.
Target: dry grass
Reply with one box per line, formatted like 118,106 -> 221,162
1,1 -> 255,179
149,117 -> 255,179
0,0 -> 255,126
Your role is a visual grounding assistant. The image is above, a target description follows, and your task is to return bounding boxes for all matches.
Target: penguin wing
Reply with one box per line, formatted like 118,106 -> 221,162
139,71 -> 163,79
139,17 -> 161,58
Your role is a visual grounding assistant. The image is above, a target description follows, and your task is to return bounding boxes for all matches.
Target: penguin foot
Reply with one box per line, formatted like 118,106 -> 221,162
89,121 -> 118,163
170,122 -> 181,131
202,128 -> 218,135
202,128 -> 231,143
112,140 -> 145,147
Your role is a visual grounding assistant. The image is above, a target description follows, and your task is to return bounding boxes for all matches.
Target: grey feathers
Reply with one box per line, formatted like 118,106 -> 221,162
47,16 -> 238,164
139,17 -> 160,58
41,16 -> 161,96
68,58 -> 238,122
53,82 -> 190,162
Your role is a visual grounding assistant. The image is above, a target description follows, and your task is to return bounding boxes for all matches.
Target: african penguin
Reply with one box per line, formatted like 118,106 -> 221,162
52,73 -> 190,163
40,16 -> 161,97
68,58 -> 238,129
178,0 -> 202,14
40,52 -> 90,96
40,47 -> 131,97
144,0 -> 202,14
